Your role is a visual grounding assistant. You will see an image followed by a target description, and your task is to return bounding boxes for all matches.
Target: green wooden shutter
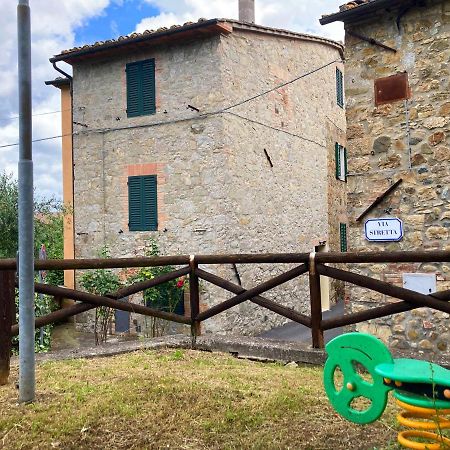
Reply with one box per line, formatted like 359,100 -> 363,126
344,147 -> 348,182
336,68 -> 344,108
128,176 -> 142,231
126,62 -> 141,117
142,175 -> 158,231
340,223 -> 347,252
335,142 -> 341,180
128,175 -> 158,231
141,59 -> 156,115
126,59 -> 155,117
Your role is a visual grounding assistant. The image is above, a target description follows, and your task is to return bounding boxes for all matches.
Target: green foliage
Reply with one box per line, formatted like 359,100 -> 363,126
80,266 -> 122,299
0,172 -> 19,259
127,238 -> 184,337
12,290 -> 57,354
128,239 -> 181,312
80,247 -> 122,344
1,172 -> 64,354
36,214 -> 65,286
0,171 -> 65,285
33,292 -> 57,352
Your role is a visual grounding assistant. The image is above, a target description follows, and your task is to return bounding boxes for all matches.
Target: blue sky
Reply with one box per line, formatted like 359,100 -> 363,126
74,1 -> 160,46
0,0 -> 343,199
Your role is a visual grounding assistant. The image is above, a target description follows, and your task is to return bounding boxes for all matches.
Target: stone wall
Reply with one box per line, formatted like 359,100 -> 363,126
344,0 -> 450,357
71,26 -> 345,336
213,30 -> 346,331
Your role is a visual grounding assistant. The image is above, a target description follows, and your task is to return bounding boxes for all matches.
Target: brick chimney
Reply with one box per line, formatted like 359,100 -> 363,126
239,0 -> 255,23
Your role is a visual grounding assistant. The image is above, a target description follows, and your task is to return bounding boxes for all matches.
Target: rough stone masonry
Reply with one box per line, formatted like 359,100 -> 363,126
64,21 -> 346,336
343,0 -> 450,356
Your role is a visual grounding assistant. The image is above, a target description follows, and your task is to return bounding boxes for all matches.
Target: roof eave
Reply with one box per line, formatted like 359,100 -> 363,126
50,19 -> 231,65
320,0 -> 405,25
45,77 -> 71,88
230,20 -> 344,55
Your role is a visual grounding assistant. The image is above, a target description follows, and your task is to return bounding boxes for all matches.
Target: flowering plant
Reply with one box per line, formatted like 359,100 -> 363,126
176,276 -> 189,290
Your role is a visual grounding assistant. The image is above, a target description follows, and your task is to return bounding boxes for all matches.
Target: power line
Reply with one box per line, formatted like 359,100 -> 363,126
0,115 -> 208,149
0,59 -> 342,149
0,109 -> 69,123
218,58 -> 343,113
225,111 -> 326,148
0,110 -> 326,150
0,133 -> 65,149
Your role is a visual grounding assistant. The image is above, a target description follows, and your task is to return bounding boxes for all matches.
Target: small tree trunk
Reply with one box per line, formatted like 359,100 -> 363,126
0,271 -> 16,385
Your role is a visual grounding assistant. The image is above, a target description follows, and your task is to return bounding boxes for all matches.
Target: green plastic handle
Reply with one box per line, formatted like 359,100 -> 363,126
323,333 -> 394,424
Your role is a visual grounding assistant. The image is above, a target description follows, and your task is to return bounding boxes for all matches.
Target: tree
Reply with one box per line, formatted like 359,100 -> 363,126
0,172 -> 20,259
0,171 -> 64,284
0,172 -> 66,353
80,247 -> 122,345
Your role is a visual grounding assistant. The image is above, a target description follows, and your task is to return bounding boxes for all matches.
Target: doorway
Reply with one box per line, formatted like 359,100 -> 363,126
315,243 -> 330,311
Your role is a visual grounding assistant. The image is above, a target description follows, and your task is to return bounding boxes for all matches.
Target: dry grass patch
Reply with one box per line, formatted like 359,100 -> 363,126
0,349 -> 400,449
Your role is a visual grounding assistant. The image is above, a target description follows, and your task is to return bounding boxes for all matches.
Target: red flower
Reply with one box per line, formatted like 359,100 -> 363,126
176,277 -> 185,288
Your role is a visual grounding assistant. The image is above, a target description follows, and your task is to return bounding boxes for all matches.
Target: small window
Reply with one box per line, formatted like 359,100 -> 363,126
335,143 -> 347,182
126,59 -> 156,117
336,67 -> 344,108
339,223 -> 347,253
128,175 -> 157,231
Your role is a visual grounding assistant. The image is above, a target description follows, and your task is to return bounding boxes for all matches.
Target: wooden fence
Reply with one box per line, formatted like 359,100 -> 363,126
1,250 -> 450,385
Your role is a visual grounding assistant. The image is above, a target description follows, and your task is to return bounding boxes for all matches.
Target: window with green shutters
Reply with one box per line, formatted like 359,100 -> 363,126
340,223 -> 347,252
335,142 -> 348,182
126,59 -> 156,117
336,67 -> 344,108
128,175 -> 158,231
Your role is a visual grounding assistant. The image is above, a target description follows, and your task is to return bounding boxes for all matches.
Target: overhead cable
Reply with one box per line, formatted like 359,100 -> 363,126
0,59 -> 342,149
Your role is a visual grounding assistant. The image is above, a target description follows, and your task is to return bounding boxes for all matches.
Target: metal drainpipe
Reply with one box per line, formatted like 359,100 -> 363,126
52,61 -> 73,82
17,0 -> 35,403
405,99 -> 412,171
52,61 -> 75,289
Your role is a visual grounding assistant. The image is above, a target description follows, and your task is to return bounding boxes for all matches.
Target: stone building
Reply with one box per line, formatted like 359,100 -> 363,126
321,0 -> 450,355
48,5 -> 346,336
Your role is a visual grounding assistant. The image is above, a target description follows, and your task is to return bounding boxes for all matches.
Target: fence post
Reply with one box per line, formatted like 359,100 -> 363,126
189,255 -> 201,346
0,271 -> 16,385
309,252 -> 324,349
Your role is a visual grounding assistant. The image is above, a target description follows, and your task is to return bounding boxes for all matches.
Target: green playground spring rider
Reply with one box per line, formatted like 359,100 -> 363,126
323,333 -> 450,449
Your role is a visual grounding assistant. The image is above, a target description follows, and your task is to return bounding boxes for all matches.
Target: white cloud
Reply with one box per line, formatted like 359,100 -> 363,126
0,0 -> 344,199
136,12 -> 188,32
141,0 -> 344,41
0,0 -> 111,199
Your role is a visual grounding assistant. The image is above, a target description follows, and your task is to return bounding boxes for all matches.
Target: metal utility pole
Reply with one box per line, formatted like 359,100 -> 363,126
17,0 -> 35,403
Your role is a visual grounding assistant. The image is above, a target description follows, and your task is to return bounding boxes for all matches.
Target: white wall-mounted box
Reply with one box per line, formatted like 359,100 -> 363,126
402,273 -> 436,295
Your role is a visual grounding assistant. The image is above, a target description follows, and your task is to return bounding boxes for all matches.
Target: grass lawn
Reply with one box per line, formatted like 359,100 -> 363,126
1,349 -> 403,449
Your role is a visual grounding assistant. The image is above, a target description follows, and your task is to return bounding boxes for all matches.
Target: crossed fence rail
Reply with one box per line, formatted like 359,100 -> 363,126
1,250 -> 450,385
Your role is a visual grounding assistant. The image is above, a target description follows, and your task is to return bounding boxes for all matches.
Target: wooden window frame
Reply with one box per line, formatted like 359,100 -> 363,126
335,143 -> 348,182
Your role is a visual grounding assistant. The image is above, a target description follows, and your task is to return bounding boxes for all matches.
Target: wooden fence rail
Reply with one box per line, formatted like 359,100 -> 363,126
2,249 -> 450,270
195,268 -> 311,327
2,250 -> 450,385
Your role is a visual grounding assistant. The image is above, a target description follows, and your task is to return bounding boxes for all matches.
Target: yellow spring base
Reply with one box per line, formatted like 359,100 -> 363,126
396,400 -> 450,449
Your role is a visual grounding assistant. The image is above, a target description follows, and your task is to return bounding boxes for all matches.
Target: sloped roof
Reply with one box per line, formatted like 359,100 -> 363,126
320,0 -> 415,25
51,18 -> 344,65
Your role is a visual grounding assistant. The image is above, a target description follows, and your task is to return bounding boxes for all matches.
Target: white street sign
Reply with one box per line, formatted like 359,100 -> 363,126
364,218 -> 403,242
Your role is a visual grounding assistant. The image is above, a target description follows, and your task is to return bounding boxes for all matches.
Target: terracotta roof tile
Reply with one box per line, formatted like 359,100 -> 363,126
52,18 -> 344,63
320,0 -> 414,24
339,0 -> 373,12
60,18 -> 207,55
